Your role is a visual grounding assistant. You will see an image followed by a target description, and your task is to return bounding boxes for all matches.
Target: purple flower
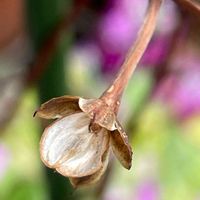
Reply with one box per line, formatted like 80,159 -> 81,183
97,9 -> 138,53
96,0 -> 177,74
171,69 -> 200,118
100,51 -> 123,74
96,0 -> 146,74
155,52 -> 200,119
141,35 -> 171,67
135,181 -> 160,200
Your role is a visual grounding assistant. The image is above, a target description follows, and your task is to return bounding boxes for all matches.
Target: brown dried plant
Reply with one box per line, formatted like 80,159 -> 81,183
34,0 -> 162,187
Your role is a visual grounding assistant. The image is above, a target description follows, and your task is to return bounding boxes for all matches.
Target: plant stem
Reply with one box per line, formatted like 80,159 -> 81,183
173,0 -> 200,17
101,0 -> 163,108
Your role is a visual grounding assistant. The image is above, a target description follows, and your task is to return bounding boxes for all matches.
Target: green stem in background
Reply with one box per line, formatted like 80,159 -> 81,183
27,0 -> 75,199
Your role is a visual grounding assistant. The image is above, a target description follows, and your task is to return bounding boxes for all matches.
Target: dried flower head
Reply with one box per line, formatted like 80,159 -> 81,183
34,95 -> 132,187
34,0 -> 163,188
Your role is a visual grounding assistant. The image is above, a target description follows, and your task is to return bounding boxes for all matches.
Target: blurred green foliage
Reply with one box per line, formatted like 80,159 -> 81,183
0,90 -> 48,200
27,0 -> 74,199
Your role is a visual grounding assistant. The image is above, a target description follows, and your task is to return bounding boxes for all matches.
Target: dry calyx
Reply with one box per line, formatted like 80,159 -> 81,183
34,0 -> 162,187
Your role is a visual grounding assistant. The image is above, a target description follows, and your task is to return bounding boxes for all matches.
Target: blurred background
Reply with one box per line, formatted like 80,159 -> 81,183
1,0 -> 200,199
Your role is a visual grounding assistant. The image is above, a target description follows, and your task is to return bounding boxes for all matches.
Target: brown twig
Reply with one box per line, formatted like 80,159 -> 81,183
96,0 -> 163,198
26,0 -> 89,85
100,0 -> 163,111
173,0 -> 200,16
124,12 -> 191,143
126,11 -> 189,131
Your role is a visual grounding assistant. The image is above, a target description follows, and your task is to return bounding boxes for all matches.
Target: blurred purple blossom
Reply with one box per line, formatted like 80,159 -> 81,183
97,9 -> 138,53
156,0 -> 178,36
155,52 -> 200,119
141,35 -> 171,67
95,0 -> 178,74
135,181 -> 160,200
170,69 -> 200,118
100,51 -> 122,74
74,0 -> 178,75
97,0 -> 146,74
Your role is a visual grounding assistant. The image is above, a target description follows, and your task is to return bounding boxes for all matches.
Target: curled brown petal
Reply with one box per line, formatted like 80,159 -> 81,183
34,95 -> 81,119
69,146 -> 110,188
110,120 -> 132,170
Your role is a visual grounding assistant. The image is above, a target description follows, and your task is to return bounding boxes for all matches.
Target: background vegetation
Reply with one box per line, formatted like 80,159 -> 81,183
0,0 -> 200,199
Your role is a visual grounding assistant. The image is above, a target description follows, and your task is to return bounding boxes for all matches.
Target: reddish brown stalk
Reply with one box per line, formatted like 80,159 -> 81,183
100,0 -> 163,109
173,0 -> 200,17
95,0 -> 163,196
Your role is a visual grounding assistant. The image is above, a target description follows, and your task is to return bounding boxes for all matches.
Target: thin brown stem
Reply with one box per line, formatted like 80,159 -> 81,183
173,0 -> 200,17
101,0 -> 163,107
